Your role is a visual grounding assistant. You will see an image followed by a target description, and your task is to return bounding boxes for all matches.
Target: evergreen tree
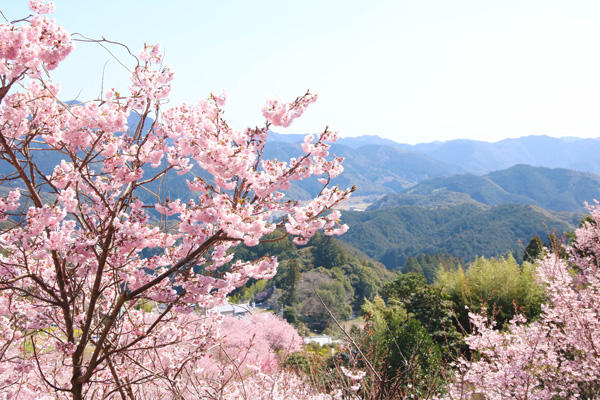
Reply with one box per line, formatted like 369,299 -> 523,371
523,234 -> 545,263
402,256 -> 424,275
279,258 -> 302,306
310,233 -> 347,268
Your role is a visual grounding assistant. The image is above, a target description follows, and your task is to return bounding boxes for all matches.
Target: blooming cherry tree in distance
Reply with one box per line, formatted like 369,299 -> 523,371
0,1 -> 353,398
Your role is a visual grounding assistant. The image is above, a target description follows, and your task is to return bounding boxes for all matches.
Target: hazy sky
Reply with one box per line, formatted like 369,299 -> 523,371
4,1 -> 600,144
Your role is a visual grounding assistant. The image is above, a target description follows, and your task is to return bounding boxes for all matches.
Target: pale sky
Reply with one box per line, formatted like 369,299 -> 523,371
3,0 -> 600,144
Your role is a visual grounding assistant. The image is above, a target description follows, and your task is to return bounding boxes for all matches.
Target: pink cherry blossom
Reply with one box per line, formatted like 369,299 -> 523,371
341,366 -> 367,381
0,3 -> 354,399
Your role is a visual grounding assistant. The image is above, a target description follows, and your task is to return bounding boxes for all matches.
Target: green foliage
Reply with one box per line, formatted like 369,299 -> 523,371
341,261 -> 381,309
296,269 -> 353,332
278,258 -> 302,306
382,273 -> 461,354
310,234 -> 348,269
360,297 -> 444,397
399,253 -> 462,283
362,297 -> 408,348
436,255 -> 545,330
370,190 -> 483,210
227,279 -> 269,304
283,305 -> 298,325
284,344 -> 340,395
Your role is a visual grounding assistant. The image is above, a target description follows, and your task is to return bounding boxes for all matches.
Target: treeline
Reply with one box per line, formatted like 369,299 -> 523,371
229,227 -> 558,396
394,253 -> 462,284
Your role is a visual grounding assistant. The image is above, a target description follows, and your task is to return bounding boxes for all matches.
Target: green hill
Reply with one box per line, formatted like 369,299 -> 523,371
340,203 -> 580,269
369,189 -> 484,209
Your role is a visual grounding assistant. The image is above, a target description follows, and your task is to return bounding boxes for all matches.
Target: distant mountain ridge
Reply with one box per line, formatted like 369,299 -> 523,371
369,164 -> 600,212
262,141 -> 463,198
147,132 -> 600,201
18,114 -> 600,206
267,132 -> 403,148
397,135 -> 600,175
270,132 -> 600,175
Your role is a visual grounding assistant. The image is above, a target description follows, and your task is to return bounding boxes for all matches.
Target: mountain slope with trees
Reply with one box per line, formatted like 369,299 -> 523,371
340,203 -> 579,269
231,231 -> 395,333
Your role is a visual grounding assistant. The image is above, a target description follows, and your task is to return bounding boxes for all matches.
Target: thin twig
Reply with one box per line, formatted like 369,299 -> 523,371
313,290 -> 382,382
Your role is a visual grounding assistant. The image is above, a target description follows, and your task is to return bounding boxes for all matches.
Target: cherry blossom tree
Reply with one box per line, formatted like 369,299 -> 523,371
444,204 -> 600,400
0,1 -> 353,398
167,313 -> 303,399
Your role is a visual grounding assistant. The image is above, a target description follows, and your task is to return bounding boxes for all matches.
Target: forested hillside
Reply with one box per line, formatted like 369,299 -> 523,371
339,203 -> 579,269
